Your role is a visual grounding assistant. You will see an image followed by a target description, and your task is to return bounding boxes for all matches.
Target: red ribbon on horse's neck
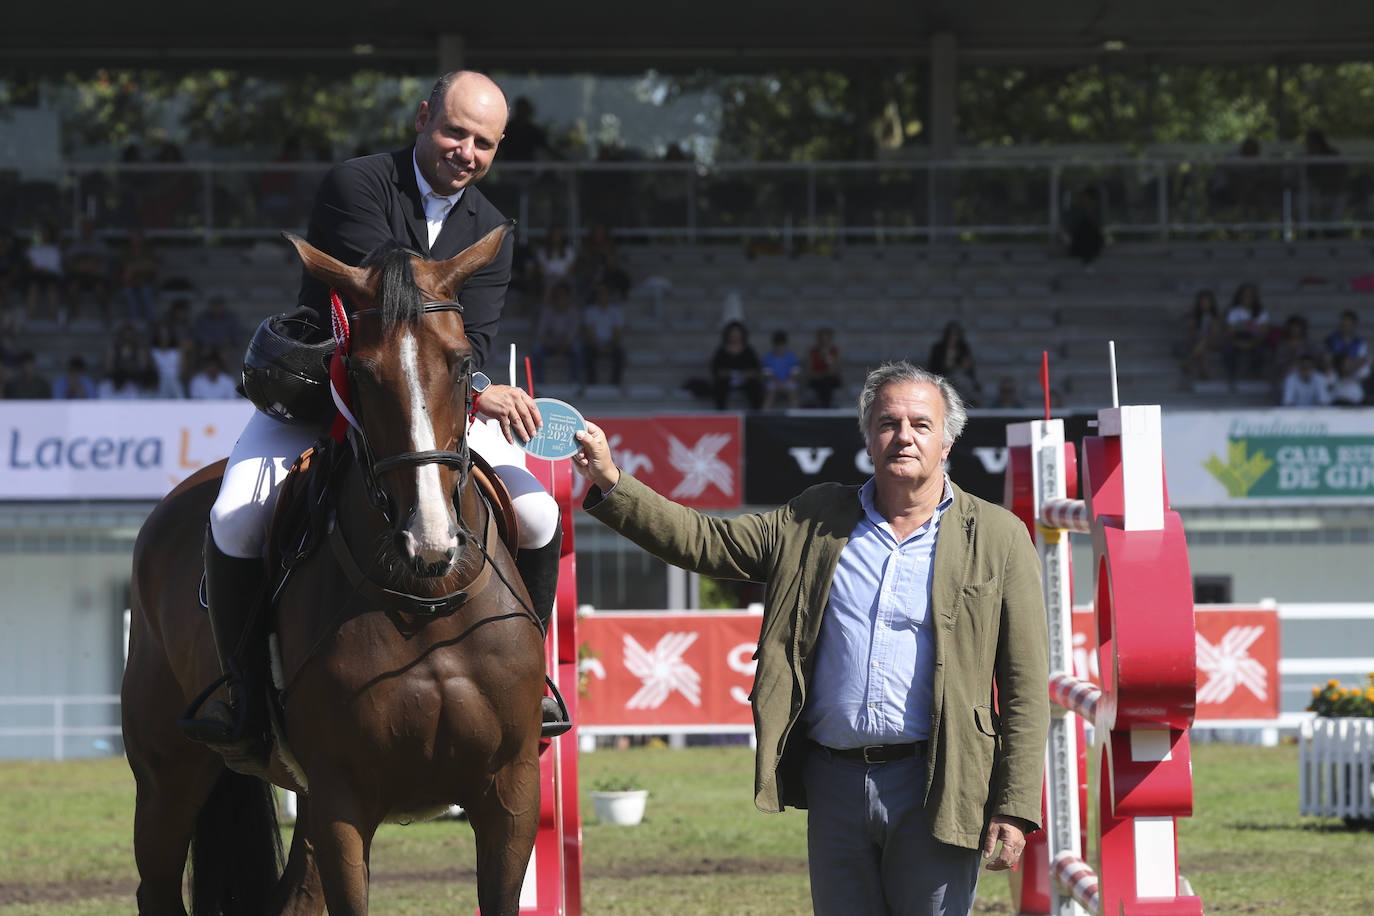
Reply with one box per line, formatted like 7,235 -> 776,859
329,289 -> 361,443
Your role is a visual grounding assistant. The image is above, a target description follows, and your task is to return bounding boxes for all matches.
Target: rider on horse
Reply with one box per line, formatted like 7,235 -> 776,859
179,70 -> 571,765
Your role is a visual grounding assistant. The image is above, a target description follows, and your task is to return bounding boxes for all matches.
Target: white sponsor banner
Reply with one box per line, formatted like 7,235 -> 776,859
1,401 -> 256,500
1162,407 -> 1374,507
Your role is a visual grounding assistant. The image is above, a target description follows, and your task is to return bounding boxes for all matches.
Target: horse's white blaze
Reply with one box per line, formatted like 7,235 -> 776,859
399,329 -> 453,561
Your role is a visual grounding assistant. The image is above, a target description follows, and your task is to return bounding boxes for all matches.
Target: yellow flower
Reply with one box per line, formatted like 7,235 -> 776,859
1328,679 -> 1341,688
1312,686 -> 1321,695
1365,687 -> 1374,702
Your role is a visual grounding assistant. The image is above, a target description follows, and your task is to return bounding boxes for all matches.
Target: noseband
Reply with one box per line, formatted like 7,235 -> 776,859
340,300 -> 473,524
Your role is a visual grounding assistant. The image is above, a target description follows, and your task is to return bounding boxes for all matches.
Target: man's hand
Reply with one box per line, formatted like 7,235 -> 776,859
474,384 -> 541,444
982,816 -> 1029,871
573,422 -> 620,492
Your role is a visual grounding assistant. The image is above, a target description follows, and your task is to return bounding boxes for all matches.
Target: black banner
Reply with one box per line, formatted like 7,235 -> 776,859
743,411 -> 1093,506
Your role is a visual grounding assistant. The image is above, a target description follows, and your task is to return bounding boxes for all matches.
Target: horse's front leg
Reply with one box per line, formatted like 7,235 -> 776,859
270,793 -> 326,916
466,748 -> 542,916
305,782 -> 378,916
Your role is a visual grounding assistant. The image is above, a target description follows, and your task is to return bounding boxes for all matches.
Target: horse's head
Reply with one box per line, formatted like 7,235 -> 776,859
285,222 -> 512,579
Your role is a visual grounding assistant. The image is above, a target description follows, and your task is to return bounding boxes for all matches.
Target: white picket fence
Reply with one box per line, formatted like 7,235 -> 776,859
1298,717 -> 1374,821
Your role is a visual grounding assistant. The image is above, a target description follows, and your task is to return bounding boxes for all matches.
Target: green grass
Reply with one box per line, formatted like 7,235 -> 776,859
0,743 -> 1369,914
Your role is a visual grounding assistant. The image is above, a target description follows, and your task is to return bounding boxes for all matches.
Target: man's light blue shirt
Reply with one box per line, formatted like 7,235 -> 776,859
802,476 -> 953,749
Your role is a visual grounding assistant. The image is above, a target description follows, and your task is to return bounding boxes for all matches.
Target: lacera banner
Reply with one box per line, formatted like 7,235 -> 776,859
1162,408 -> 1374,506
1071,605 -> 1280,722
578,611 -> 760,729
1,401 -> 254,500
574,414 -> 742,510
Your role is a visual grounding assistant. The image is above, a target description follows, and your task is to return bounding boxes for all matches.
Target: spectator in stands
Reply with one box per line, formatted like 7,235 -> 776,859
97,367 -> 144,400
4,351 -> 51,399
927,321 -> 981,407
24,222 -> 63,327
710,320 -> 763,410
1181,289 -> 1224,381
64,217 -> 114,326
1281,354 -> 1331,407
1207,138 -> 1264,220
582,278 -> 627,388
118,228 -> 161,324
52,355 -> 97,399
1271,314 -> 1322,383
149,320 -> 191,399
1222,282 -> 1270,383
187,350 -> 240,400
1303,129 -> 1347,233
105,322 -> 153,391
0,227 -> 22,330
805,326 -> 843,408
536,226 -> 576,297
531,280 -> 582,388
191,294 -> 246,361
1063,186 -> 1104,267
1329,355 -> 1368,406
572,221 -> 624,301
502,96 -> 558,163
761,330 -> 802,410
990,376 -> 1024,409
1324,310 -> 1370,402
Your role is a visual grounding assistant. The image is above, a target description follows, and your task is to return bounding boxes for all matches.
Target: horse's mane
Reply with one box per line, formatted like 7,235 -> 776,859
359,242 -> 422,329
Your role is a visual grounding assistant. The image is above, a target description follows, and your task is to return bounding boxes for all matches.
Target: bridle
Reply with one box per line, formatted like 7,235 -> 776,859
337,300 -> 474,527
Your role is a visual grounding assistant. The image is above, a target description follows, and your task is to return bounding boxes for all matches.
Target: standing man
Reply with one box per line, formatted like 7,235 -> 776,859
181,71 -> 568,768
572,361 -> 1049,915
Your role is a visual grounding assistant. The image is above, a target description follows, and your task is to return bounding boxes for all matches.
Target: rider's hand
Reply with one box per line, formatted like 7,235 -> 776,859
475,384 -> 542,444
573,422 -> 620,492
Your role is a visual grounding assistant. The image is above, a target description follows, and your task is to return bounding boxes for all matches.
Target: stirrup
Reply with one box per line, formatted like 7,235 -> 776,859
177,670 -> 237,743
540,676 -> 573,739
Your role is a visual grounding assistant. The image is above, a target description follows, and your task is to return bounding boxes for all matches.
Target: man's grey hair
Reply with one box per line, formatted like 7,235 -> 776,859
857,361 -> 968,447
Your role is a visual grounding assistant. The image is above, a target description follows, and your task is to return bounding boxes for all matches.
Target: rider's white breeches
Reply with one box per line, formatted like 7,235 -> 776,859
209,411 -> 559,560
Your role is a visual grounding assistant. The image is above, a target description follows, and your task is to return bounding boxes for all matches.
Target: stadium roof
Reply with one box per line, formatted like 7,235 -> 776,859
7,1 -> 1374,74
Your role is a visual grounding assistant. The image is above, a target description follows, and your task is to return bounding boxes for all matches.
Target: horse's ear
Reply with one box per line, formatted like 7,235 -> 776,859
425,220 -> 515,301
281,231 -> 377,304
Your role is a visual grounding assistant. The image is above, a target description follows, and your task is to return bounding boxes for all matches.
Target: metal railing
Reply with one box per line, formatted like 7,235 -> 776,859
5,153 -> 1374,246
0,694 -> 122,760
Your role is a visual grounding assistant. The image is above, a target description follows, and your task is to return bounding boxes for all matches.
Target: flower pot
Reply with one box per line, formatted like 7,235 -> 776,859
589,789 -> 648,826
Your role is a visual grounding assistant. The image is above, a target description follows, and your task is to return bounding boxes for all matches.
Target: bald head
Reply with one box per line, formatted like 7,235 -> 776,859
414,70 -> 508,195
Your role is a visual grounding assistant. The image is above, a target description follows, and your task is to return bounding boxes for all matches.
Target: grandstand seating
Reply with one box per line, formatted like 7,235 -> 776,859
10,238 -> 1372,412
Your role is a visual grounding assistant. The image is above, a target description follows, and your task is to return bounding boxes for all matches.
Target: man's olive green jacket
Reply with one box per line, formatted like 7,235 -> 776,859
586,473 -> 1049,850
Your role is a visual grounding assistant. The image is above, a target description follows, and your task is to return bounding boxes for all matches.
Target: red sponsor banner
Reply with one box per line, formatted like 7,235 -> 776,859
1070,605 -> 1280,722
578,612 -> 759,729
579,606 -> 1280,731
574,414 -> 742,510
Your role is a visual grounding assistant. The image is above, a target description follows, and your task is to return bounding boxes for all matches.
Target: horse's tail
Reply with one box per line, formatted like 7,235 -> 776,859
190,768 -> 283,916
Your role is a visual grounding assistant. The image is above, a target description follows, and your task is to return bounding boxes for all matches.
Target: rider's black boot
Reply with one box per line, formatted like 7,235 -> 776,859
178,527 -> 271,768
515,522 -> 572,738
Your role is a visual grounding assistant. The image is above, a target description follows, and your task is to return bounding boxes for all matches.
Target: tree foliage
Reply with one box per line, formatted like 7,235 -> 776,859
9,60 -> 1374,162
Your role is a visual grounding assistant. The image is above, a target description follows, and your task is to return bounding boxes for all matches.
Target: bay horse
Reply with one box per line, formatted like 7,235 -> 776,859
121,223 -> 546,915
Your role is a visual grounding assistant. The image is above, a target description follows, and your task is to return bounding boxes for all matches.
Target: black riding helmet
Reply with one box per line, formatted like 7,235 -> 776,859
241,308 -> 336,424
